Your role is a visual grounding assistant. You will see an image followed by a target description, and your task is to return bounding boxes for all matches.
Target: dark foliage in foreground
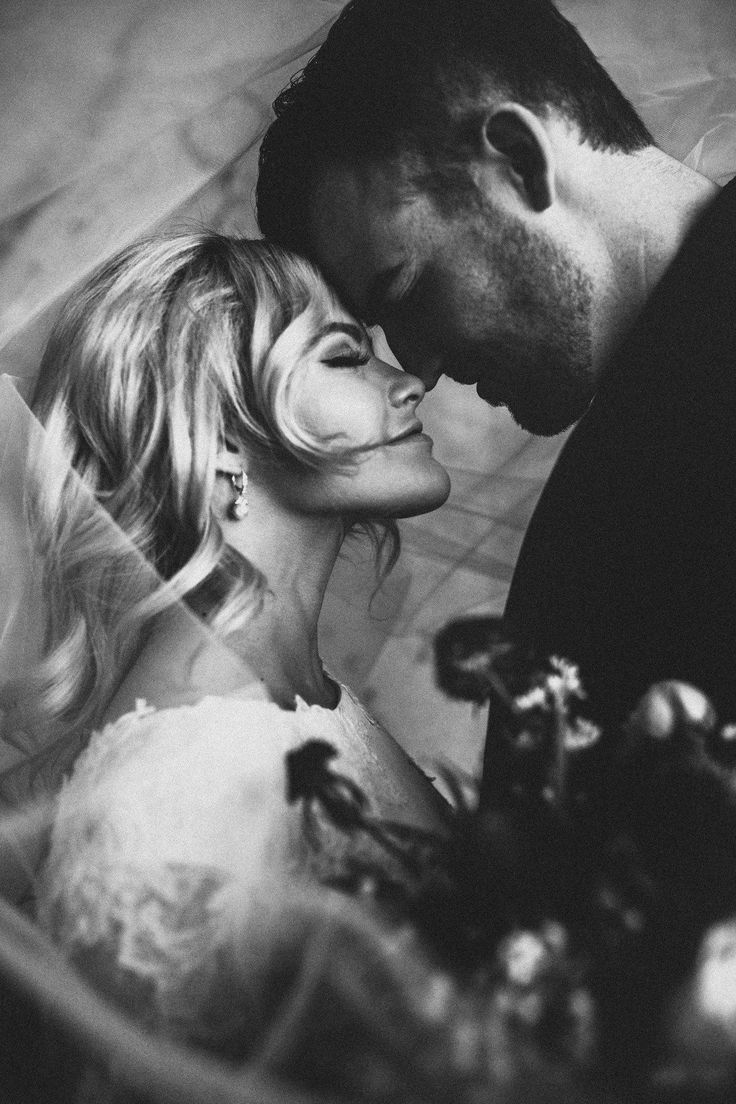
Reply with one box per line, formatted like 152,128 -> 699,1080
288,619 -> 736,1102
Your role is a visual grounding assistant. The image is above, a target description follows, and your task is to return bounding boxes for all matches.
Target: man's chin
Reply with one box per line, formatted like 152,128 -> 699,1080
475,381 -> 590,437
509,395 -> 592,436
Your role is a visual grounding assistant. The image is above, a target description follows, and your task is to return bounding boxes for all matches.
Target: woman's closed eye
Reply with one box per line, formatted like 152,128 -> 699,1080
312,320 -> 374,368
321,342 -> 372,368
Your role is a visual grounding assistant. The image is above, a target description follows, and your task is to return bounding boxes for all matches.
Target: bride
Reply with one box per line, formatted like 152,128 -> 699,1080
10,231 -> 451,1054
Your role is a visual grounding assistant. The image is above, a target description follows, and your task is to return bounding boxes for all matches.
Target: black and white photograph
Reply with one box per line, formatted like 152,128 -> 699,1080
1,1 -> 736,1100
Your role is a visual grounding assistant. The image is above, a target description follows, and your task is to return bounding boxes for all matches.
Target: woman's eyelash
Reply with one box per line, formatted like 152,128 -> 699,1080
323,350 -> 371,368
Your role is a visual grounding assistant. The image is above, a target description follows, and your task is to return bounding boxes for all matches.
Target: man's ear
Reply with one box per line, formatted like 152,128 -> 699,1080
480,102 -> 556,212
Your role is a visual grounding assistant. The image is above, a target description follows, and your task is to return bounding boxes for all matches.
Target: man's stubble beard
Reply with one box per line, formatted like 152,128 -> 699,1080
476,209 -> 597,437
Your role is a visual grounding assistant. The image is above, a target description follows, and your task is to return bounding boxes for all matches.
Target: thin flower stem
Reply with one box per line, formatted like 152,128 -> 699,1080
548,697 -> 569,807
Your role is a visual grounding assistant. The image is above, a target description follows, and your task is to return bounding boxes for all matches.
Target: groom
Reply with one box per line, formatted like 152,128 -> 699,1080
255,0 -> 736,733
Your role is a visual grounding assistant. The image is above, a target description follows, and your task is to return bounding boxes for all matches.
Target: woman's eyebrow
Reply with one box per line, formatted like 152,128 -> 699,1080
307,321 -> 367,349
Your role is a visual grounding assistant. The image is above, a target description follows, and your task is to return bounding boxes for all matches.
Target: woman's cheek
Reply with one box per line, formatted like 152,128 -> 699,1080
327,387 -> 383,448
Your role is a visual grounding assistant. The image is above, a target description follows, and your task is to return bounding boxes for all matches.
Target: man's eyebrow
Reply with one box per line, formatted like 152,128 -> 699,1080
364,263 -> 405,321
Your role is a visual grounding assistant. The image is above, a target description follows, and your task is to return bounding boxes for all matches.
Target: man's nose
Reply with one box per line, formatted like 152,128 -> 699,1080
381,327 -> 443,390
396,349 -> 444,390
412,354 -> 444,390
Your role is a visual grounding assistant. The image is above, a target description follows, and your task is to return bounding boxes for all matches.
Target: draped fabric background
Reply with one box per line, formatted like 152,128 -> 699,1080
1,0 -> 735,782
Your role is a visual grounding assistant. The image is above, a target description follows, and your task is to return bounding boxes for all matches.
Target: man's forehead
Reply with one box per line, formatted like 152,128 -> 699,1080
308,162 -> 421,313
313,159 -> 416,217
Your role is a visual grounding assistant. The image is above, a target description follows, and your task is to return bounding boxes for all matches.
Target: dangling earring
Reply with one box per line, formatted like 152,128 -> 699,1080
229,469 -> 249,520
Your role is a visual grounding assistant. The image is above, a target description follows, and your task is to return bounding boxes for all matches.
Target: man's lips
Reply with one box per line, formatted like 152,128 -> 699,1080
437,360 -> 507,404
445,361 -> 499,391
475,373 -> 510,406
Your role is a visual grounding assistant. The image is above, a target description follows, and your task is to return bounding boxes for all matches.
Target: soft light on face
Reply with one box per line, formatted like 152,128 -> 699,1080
308,163 -> 597,437
285,304 -> 451,518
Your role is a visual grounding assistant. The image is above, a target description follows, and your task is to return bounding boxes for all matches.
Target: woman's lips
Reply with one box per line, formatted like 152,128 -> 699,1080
386,428 -> 434,448
389,421 -> 423,443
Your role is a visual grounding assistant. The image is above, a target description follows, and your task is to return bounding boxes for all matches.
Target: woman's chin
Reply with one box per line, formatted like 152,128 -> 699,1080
384,470 -> 452,518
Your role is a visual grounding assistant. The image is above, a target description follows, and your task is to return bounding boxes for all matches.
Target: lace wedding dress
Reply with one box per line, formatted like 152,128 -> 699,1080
38,684 -> 448,1056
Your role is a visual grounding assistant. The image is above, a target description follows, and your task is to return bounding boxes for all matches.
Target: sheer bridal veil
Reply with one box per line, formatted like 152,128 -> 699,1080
0,0 -> 735,1100
2,0 -> 735,780
0,377 -> 483,1104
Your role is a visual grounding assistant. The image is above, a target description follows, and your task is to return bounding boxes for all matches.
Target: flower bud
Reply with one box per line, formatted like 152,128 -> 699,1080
629,681 -> 716,742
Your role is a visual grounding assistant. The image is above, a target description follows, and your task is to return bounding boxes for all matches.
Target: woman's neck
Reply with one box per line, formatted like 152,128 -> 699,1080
102,477 -> 347,721
214,479 -> 345,708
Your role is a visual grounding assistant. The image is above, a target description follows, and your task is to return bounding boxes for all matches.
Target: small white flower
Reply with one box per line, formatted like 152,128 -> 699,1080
512,657 -> 587,716
502,930 -> 548,987
549,657 -> 585,702
512,685 -> 548,713
564,716 -> 602,750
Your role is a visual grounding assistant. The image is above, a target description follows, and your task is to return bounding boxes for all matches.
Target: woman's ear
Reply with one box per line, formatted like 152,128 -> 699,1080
479,102 -> 556,213
215,446 -> 250,522
216,445 -> 246,477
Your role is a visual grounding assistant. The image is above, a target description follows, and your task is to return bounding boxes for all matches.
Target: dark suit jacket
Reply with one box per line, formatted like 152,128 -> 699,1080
499,176 -> 736,736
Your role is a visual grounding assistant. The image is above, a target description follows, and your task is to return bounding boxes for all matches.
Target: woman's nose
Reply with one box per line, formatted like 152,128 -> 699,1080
387,363 -> 426,407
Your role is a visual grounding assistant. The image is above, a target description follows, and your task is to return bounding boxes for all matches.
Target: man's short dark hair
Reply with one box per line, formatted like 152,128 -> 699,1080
256,0 -> 653,253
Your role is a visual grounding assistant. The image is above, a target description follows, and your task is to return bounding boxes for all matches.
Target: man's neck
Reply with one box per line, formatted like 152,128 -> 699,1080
592,146 -> 720,377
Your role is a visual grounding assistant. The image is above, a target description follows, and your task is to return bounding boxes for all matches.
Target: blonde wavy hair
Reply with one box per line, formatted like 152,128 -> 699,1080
20,232 -> 397,747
